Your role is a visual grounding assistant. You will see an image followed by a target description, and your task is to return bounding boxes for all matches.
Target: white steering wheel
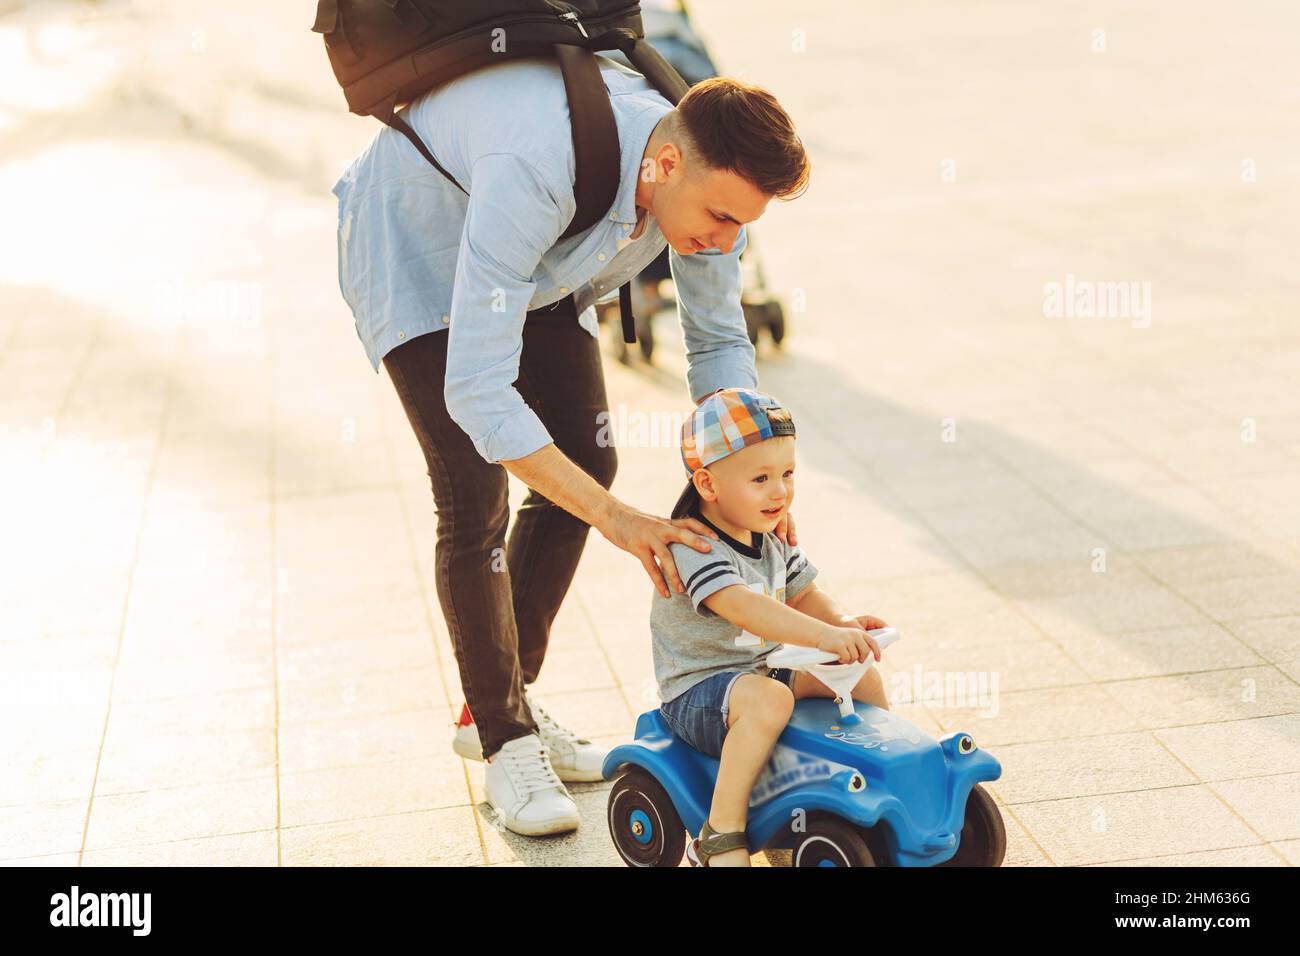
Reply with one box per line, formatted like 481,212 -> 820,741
765,627 -> 901,724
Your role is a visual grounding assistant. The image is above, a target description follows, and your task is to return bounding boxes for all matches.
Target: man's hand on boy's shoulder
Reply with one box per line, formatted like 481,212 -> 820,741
601,502 -> 720,599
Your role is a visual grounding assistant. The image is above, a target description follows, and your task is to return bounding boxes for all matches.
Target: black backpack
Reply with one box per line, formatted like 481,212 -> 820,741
311,0 -> 691,344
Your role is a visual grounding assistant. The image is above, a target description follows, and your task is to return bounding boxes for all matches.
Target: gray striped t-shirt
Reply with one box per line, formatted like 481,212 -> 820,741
649,506 -> 818,703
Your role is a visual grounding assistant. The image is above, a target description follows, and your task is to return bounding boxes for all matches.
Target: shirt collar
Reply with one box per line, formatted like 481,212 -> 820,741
608,105 -> 670,226
689,501 -> 764,560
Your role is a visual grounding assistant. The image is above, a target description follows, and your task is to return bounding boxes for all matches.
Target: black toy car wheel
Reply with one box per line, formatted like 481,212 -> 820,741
937,784 -> 1007,867
792,815 -> 877,867
607,768 -> 687,867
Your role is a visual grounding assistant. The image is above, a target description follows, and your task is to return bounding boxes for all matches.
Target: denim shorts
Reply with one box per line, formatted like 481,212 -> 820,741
659,668 -> 796,759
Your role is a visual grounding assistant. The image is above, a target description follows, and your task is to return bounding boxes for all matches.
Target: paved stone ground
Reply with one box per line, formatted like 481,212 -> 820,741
1,0 -> 1298,866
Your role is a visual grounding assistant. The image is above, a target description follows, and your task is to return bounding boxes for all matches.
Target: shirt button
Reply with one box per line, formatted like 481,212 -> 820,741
559,287 -> 568,294
441,314 -> 450,324
397,330 -> 406,340
597,253 -> 607,261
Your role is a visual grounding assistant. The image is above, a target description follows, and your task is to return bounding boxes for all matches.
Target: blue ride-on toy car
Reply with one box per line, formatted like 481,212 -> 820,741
603,628 -> 1006,867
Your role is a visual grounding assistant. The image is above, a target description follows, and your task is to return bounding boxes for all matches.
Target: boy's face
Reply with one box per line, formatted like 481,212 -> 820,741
696,436 -> 796,533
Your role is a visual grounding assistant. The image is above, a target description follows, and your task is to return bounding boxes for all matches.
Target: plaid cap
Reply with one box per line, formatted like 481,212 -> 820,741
671,387 -> 797,519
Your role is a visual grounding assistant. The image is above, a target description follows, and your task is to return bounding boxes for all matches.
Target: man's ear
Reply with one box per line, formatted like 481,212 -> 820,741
656,140 -> 686,183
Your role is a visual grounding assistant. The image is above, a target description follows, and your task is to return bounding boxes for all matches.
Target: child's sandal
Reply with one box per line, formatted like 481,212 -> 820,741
686,819 -> 749,867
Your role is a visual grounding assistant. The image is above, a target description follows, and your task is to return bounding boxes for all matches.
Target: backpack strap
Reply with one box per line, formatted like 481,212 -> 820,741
553,44 -> 619,241
379,96 -> 469,197
612,37 -> 691,345
625,37 -> 690,104
556,42 -> 643,344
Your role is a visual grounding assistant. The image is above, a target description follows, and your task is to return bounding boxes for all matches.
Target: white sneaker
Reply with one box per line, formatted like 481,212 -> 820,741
525,690 -> 608,783
484,733 -> 580,836
451,695 -> 608,783
452,703 -> 487,761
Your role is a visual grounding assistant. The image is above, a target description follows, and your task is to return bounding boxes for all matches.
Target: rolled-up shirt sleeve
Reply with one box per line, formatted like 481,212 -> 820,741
669,222 -> 759,403
443,153 -> 573,464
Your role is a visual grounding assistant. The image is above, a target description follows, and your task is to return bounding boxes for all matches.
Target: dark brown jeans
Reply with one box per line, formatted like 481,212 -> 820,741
381,296 -> 617,759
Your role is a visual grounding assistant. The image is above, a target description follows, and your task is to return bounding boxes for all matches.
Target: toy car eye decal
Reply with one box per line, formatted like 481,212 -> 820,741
958,734 -> 975,754
848,773 -> 866,792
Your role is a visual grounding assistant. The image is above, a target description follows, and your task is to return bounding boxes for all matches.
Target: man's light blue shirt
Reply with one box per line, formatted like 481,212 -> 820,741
330,54 -> 758,464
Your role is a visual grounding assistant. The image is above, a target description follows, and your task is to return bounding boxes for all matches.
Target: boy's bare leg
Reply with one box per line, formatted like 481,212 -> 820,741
790,666 -> 890,709
705,675 -> 795,867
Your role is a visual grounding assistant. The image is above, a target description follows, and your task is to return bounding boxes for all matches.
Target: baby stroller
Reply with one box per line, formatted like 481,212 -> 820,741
596,0 -> 788,364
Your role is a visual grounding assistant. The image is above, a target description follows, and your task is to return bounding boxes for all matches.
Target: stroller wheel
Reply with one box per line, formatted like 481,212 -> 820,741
741,303 -> 761,345
637,315 -> 655,362
768,302 -> 786,346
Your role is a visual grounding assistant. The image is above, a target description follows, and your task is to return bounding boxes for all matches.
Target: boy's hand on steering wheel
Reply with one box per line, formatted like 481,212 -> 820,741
834,615 -> 887,662
816,625 -> 876,664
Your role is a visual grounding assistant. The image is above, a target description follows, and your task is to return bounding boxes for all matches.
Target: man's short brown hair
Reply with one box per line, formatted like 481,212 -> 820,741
674,77 -> 811,200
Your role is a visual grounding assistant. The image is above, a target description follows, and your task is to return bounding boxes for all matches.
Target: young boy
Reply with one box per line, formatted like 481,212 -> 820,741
649,387 -> 891,867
